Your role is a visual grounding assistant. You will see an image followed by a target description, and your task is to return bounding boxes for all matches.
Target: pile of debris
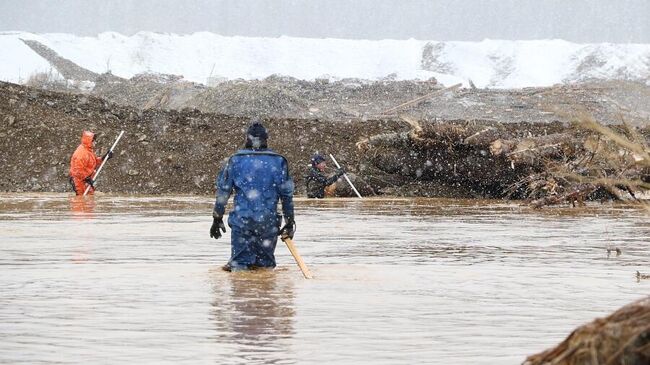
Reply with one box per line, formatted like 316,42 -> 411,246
357,116 -> 649,204
524,296 -> 650,365
93,73 -> 443,120
92,72 -> 204,110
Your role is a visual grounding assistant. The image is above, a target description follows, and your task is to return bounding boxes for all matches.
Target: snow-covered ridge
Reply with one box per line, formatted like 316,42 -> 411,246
1,31 -> 648,88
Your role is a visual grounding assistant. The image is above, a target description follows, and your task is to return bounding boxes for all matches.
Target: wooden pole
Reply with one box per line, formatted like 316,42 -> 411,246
281,236 -> 313,279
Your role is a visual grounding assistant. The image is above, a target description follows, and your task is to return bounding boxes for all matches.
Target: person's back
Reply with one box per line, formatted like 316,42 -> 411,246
211,121 -> 295,271
219,149 -> 293,228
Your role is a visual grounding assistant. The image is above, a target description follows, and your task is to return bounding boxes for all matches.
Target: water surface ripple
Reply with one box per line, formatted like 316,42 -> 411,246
1,194 -> 648,364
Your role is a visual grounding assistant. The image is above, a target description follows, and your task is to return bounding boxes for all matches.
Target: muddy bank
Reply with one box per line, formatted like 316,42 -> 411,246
0,81 -> 403,195
1,81 -> 648,201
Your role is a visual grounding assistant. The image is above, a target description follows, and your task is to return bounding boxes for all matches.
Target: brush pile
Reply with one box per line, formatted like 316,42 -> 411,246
357,116 -> 649,204
523,296 -> 650,365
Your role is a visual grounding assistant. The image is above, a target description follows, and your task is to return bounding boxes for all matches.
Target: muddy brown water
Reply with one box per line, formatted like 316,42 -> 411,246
1,193 -> 648,364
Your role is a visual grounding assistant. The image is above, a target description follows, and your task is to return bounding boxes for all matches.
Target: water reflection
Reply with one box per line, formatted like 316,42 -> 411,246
69,195 -> 96,217
210,270 -> 295,364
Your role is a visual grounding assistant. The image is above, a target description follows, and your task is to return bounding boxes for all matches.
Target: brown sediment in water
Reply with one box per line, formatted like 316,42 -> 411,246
1,193 -> 647,363
0,81 -> 648,203
524,296 -> 650,365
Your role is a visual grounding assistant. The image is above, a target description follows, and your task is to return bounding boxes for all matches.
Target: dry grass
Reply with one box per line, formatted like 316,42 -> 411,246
514,110 -> 649,210
573,116 -> 649,212
25,70 -> 62,88
524,296 -> 650,365
576,117 -> 650,166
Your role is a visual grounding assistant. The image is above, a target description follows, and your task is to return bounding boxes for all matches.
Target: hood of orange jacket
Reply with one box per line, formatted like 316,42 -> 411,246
81,131 -> 95,149
70,131 -> 101,179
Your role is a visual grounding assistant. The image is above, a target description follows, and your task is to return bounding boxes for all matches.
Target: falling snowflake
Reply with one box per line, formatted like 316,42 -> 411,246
246,189 -> 260,199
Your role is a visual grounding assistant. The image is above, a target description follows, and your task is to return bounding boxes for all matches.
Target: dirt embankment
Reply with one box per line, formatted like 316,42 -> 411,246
0,81 -> 403,195
1,81 -> 648,202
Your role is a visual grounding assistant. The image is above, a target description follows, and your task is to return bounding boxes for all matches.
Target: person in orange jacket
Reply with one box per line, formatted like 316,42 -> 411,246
69,131 -> 112,195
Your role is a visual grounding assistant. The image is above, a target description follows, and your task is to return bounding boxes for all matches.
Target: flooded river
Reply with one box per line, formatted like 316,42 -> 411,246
1,194 -> 648,364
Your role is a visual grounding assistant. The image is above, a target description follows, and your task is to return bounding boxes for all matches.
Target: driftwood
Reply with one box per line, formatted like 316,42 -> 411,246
379,83 -> 462,115
529,183 -> 598,208
358,120 -> 529,198
358,117 -> 649,204
463,126 -> 504,146
491,133 -> 579,164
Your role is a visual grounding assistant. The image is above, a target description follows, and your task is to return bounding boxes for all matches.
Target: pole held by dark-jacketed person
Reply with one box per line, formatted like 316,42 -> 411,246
329,154 -> 362,198
83,130 -> 125,196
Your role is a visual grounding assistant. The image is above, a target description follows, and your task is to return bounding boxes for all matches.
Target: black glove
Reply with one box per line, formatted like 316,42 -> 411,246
335,167 -> 346,177
84,176 -> 95,188
102,150 -> 113,161
279,217 -> 296,239
210,213 -> 226,239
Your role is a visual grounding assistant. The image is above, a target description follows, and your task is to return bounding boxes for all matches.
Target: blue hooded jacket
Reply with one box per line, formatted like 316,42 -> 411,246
214,149 -> 294,229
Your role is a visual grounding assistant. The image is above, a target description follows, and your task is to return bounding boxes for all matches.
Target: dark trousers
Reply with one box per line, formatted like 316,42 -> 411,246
228,220 -> 279,270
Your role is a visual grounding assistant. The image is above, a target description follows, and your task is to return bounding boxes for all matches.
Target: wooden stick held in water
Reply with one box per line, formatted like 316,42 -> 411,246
281,236 -> 313,279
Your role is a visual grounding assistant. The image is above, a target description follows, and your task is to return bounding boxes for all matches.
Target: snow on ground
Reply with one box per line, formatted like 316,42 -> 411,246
1,31 -> 648,88
0,32 -> 62,83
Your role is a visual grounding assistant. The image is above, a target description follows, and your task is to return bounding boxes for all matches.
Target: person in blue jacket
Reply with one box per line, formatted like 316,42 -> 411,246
210,120 -> 295,271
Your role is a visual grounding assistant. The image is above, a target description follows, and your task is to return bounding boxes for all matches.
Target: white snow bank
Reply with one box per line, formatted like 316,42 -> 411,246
425,39 -> 650,88
1,31 -> 648,88
0,32 -> 62,83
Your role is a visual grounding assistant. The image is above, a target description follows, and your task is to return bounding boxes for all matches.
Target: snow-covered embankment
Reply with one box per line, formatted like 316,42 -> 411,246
0,31 -> 648,88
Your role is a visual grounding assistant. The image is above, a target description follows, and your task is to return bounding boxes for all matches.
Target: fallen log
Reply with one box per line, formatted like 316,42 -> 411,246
490,133 -> 580,164
379,83 -> 461,115
463,126 -> 504,146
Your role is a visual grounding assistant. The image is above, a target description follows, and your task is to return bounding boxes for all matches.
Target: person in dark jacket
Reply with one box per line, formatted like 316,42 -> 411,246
304,154 -> 344,198
210,120 -> 295,271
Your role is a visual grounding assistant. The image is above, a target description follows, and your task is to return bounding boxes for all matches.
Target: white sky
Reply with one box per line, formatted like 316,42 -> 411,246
0,0 -> 648,42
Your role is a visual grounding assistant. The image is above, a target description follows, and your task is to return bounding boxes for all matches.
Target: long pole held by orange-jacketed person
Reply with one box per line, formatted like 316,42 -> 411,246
83,130 -> 125,196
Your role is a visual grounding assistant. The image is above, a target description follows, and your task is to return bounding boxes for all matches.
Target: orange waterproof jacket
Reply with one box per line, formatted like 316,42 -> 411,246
69,131 -> 102,180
